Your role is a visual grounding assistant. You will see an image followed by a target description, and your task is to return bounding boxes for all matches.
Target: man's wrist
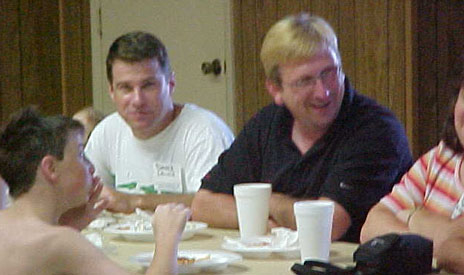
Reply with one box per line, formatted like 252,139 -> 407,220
130,194 -> 143,210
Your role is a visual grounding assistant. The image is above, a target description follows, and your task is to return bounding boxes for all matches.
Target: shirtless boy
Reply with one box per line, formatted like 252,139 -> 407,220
0,107 -> 190,275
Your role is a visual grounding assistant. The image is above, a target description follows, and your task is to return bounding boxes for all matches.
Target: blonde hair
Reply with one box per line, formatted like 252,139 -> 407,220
72,107 -> 105,143
260,13 -> 341,84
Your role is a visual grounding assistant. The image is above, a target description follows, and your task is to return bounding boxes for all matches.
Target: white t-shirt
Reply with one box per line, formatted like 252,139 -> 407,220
85,104 -> 234,194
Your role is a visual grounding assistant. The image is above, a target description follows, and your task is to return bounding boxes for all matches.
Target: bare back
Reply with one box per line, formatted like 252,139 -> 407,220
0,211 -> 128,275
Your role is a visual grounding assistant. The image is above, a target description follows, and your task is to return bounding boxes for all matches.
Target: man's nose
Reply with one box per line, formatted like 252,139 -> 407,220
132,88 -> 145,105
312,78 -> 330,101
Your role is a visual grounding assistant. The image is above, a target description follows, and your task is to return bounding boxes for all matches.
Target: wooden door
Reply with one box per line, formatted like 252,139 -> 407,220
0,0 -> 92,124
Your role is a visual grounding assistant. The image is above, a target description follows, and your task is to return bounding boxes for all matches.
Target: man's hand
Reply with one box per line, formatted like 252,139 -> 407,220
267,217 -> 280,231
59,178 -> 108,231
99,185 -> 138,213
269,192 -> 299,229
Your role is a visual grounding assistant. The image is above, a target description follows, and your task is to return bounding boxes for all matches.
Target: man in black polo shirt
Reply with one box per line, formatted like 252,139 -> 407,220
191,14 -> 412,242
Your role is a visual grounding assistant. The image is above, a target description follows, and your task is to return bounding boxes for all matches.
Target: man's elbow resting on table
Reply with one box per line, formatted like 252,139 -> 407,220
191,189 -> 212,222
325,198 -> 351,241
191,189 -> 238,229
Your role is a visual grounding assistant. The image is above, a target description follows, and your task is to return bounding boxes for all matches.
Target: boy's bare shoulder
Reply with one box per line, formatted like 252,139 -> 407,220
0,221 -> 88,274
46,226 -> 129,275
0,220 -> 125,275
45,226 -> 110,271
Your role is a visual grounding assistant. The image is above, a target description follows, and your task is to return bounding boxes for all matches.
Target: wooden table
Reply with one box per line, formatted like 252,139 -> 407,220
91,227 -> 358,274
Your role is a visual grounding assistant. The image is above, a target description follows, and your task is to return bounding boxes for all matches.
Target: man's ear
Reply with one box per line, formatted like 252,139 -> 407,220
266,79 -> 284,106
108,83 -> 115,101
39,155 -> 58,183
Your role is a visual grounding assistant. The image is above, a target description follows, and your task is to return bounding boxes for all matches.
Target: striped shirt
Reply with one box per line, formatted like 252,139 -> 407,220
381,141 -> 464,218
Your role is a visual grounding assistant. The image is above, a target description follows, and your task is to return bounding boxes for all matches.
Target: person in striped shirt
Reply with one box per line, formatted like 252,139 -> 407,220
360,61 -> 464,273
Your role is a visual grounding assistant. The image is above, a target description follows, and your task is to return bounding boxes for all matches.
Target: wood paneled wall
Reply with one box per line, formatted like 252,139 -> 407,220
416,0 -> 464,156
0,0 -> 92,125
1,0 -> 462,158
233,0 -> 415,152
233,0 -> 463,157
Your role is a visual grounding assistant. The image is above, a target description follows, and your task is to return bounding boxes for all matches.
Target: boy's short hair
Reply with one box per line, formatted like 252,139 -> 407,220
0,107 -> 84,198
260,13 -> 341,85
106,31 -> 171,84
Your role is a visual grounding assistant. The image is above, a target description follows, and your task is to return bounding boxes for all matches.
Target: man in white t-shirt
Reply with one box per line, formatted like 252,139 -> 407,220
85,31 -> 234,213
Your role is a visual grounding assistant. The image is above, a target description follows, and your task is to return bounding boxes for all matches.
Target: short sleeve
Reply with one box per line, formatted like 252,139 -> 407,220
182,121 -> 234,193
380,147 -> 437,214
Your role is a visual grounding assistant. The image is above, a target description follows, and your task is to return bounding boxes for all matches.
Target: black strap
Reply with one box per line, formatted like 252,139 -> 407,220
291,260 -> 355,275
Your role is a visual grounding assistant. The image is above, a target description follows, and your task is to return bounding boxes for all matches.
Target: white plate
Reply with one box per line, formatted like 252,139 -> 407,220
87,216 -> 117,229
131,249 -> 242,274
221,237 -> 300,259
181,221 -> 208,240
104,221 -> 208,242
104,224 -> 153,242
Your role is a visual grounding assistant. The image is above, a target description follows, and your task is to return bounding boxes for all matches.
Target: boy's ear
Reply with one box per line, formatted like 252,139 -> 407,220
39,155 -> 58,183
266,79 -> 284,106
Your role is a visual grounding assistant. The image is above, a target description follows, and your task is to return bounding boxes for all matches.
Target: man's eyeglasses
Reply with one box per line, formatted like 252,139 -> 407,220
283,66 -> 340,91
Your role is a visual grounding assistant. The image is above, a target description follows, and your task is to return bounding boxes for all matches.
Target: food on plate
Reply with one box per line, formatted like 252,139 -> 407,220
247,241 -> 271,247
115,220 -> 152,232
117,225 -> 131,230
177,254 -> 210,265
177,257 -> 196,265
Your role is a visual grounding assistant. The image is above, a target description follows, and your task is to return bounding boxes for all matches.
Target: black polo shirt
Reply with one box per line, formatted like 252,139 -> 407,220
201,81 -> 412,242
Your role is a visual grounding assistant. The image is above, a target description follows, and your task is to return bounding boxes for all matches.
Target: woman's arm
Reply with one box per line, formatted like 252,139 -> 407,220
360,203 -> 409,243
436,215 -> 464,273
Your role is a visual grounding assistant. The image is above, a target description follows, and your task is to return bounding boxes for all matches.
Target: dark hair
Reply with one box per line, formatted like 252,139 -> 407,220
0,107 -> 84,198
106,31 -> 171,83
441,56 -> 464,152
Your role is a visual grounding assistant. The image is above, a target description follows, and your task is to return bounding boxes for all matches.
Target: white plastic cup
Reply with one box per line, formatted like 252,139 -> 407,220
233,183 -> 272,239
293,200 -> 334,263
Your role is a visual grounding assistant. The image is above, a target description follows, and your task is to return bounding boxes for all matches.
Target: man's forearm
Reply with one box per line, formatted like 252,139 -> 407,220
102,185 -> 194,213
269,195 -> 351,241
191,189 -> 238,228
132,194 -> 195,210
319,197 -> 351,241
